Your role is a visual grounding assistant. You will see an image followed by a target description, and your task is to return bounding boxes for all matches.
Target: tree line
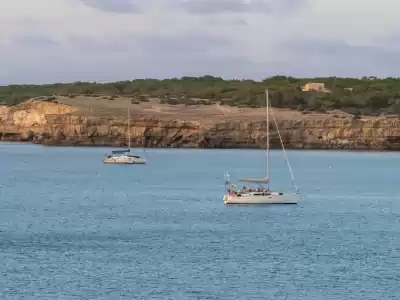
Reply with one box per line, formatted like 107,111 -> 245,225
1,75 -> 400,115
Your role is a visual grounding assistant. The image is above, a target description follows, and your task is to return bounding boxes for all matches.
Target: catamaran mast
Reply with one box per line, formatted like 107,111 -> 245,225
266,88 -> 270,187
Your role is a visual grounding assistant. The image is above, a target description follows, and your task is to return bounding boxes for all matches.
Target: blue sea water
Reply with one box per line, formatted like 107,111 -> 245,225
0,143 -> 399,299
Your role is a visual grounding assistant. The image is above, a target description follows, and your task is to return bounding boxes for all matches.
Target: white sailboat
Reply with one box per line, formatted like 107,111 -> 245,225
223,88 -> 300,204
103,107 -> 147,164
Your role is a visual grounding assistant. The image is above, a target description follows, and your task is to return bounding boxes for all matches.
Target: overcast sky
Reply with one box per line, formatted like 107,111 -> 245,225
1,0 -> 400,84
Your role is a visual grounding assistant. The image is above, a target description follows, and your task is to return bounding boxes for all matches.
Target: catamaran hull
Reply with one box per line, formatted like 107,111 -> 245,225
103,157 -> 146,164
223,193 -> 298,204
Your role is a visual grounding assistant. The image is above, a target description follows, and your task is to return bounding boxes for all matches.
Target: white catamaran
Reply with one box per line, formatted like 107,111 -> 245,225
223,89 -> 300,204
103,107 -> 147,164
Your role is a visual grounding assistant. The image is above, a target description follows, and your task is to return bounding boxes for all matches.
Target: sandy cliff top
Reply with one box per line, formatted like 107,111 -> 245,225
4,96 -> 398,126
52,95 -> 351,122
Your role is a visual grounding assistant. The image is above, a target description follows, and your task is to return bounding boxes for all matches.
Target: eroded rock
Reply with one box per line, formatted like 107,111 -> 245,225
1,99 -> 400,150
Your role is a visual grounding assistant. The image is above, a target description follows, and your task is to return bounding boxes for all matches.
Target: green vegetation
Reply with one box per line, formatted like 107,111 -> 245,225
2,75 -> 400,115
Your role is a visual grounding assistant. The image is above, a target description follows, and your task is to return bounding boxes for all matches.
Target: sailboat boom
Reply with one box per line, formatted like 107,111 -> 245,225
238,177 -> 269,184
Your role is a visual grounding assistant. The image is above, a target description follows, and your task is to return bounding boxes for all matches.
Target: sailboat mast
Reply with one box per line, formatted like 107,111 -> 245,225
128,106 -> 131,150
266,88 -> 270,183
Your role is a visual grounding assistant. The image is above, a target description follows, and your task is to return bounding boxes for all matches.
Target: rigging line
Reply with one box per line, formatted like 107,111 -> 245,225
269,101 -> 300,193
144,144 -> 148,160
142,136 -> 148,162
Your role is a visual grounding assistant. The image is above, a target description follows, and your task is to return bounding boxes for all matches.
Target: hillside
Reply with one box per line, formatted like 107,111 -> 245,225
2,76 -> 400,115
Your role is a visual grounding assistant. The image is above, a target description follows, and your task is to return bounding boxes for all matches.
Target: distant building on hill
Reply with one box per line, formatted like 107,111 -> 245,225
301,82 -> 331,93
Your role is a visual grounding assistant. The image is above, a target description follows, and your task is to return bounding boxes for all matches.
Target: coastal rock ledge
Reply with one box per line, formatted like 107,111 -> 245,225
1,98 -> 400,150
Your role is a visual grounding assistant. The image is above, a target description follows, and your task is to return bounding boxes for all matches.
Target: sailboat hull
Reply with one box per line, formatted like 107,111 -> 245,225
223,192 -> 298,204
103,155 -> 146,164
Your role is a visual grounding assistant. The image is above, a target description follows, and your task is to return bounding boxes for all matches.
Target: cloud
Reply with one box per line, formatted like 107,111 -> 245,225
1,48 -> 267,85
79,0 -> 139,13
135,34 -> 231,56
7,32 -> 311,84
377,31 -> 400,51
276,39 -> 400,77
12,35 -> 58,47
63,33 -> 233,58
175,0 -> 308,15
1,0 -> 400,84
1,34 -> 273,84
67,35 -> 136,54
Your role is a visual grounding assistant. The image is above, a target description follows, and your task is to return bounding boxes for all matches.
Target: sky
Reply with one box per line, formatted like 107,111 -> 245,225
1,0 -> 400,84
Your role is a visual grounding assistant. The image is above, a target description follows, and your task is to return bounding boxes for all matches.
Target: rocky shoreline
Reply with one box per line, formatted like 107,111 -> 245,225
1,99 -> 400,150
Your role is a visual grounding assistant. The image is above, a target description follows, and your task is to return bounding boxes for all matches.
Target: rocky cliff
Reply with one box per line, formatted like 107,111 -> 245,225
1,99 -> 400,150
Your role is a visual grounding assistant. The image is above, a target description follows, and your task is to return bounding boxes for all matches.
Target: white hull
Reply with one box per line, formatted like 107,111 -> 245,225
223,192 -> 298,204
103,156 -> 146,164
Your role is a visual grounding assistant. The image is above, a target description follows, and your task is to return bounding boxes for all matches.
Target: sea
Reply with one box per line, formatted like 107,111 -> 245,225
0,143 -> 399,299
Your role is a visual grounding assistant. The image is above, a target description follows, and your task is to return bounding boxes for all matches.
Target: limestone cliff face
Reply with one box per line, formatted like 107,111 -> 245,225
0,105 -> 7,118
1,100 -> 400,150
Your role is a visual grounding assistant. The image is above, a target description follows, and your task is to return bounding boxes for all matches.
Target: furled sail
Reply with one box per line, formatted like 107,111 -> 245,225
238,177 -> 269,184
111,149 -> 130,154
